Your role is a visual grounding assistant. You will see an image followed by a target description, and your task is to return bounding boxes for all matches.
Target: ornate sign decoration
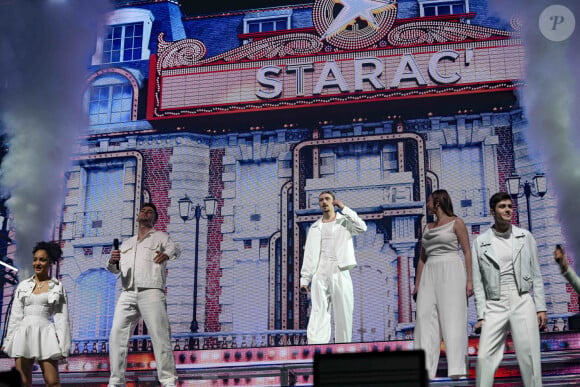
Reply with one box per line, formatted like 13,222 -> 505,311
313,0 -> 398,50
149,1 -> 517,120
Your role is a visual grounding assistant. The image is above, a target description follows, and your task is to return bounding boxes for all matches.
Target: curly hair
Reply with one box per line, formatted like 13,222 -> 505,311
33,241 -> 63,265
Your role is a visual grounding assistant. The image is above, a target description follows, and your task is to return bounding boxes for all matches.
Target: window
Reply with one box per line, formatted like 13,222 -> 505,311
85,69 -> 139,127
382,144 -> 398,173
247,18 -> 288,33
74,269 -> 118,339
103,23 -> 143,63
235,161 -> 278,234
92,8 -> 153,65
320,152 -> 336,177
441,146 -> 487,217
336,153 -> 381,183
77,165 -> 124,238
88,81 -> 132,125
278,159 -> 292,169
419,1 -> 467,17
243,9 -> 292,36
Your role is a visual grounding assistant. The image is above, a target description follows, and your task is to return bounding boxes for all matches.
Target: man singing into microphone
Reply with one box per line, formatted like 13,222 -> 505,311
107,203 -> 180,387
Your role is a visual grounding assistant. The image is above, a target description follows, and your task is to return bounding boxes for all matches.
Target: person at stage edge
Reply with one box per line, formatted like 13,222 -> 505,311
2,241 -> 71,387
413,189 -> 473,380
107,203 -> 180,387
554,245 -> 580,294
300,191 -> 367,344
472,192 -> 547,387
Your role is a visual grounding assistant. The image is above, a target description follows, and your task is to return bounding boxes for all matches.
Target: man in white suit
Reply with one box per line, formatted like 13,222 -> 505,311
471,192 -> 547,387
300,191 -> 367,344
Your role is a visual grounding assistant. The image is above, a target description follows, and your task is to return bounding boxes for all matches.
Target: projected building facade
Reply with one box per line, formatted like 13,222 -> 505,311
3,0 -> 576,356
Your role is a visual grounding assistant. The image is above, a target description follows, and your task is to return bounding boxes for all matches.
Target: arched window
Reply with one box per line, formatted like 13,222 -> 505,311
87,73 -> 132,125
74,268 -> 117,340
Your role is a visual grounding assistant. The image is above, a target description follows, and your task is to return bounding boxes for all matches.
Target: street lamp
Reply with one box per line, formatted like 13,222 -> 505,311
178,194 -> 218,333
506,173 -> 547,232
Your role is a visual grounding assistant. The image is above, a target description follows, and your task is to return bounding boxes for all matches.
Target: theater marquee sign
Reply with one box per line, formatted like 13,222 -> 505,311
147,0 -> 520,120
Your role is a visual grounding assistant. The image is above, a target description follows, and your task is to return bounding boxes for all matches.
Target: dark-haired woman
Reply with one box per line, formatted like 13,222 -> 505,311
2,241 -> 71,387
413,190 -> 473,379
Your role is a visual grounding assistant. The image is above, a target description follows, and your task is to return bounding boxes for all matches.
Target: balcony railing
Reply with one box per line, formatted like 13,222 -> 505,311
71,330 -> 308,355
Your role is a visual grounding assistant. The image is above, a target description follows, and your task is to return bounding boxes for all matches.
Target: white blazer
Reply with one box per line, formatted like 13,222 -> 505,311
300,206 -> 367,288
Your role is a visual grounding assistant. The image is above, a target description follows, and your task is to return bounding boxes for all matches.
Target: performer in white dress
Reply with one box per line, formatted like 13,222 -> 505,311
2,241 -> 71,387
413,189 -> 473,379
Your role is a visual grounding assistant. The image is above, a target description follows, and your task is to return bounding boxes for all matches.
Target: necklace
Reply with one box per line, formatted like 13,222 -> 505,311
36,280 -> 48,289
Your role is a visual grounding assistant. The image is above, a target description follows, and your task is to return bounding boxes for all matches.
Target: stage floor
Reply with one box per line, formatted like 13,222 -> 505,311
2,331 -> 580,386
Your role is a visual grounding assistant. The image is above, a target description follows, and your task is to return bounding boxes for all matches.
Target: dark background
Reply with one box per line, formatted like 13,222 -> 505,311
179,1 -> 314,16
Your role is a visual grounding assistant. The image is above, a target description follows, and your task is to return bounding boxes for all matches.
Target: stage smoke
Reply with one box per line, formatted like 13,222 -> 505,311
0,0 -> 111,278
490,0 -> 580,272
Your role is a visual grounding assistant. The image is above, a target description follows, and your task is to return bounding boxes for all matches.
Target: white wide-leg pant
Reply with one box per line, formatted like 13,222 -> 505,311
476,283 -> 542,387
108,288 -> 177,386
414,255 -> 467,379
307,264 -> 353,344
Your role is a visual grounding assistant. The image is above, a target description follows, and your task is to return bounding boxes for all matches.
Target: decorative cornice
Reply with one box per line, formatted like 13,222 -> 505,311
157,33 -> 207,68
156,32 -> 323,70
387,20 -> 513,46
157,18 -> 514,70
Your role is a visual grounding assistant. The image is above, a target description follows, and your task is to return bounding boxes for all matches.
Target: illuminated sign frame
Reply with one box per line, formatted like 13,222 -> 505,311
147,7 -> 519,120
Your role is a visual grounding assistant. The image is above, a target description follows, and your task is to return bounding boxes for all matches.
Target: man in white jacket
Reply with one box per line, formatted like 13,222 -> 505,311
300,191 -> 367,344
107,203 -> 180,387
471,192 -> 547,387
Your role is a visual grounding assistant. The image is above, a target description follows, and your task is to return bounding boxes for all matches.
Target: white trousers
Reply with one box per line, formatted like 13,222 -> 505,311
476,283 -> 542,387
307,263 -> 353,344
108,288 -> 177,386
414,255 -> 467,379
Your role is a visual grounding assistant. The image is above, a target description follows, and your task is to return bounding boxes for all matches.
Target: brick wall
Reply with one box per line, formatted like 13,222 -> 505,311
495,125 -> 519,225
205,148 -> 225,332
142,147 -> 173,232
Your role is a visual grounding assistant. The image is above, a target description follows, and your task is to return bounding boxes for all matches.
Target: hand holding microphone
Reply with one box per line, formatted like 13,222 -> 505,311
110,238 -> 120,270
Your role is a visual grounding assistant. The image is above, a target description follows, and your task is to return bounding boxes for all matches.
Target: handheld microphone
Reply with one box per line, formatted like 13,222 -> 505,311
113,238 -> 120,270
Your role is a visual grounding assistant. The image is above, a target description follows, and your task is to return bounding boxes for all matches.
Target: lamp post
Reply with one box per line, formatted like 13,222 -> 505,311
506,173 -> 547,232
178,194 -> 217,333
